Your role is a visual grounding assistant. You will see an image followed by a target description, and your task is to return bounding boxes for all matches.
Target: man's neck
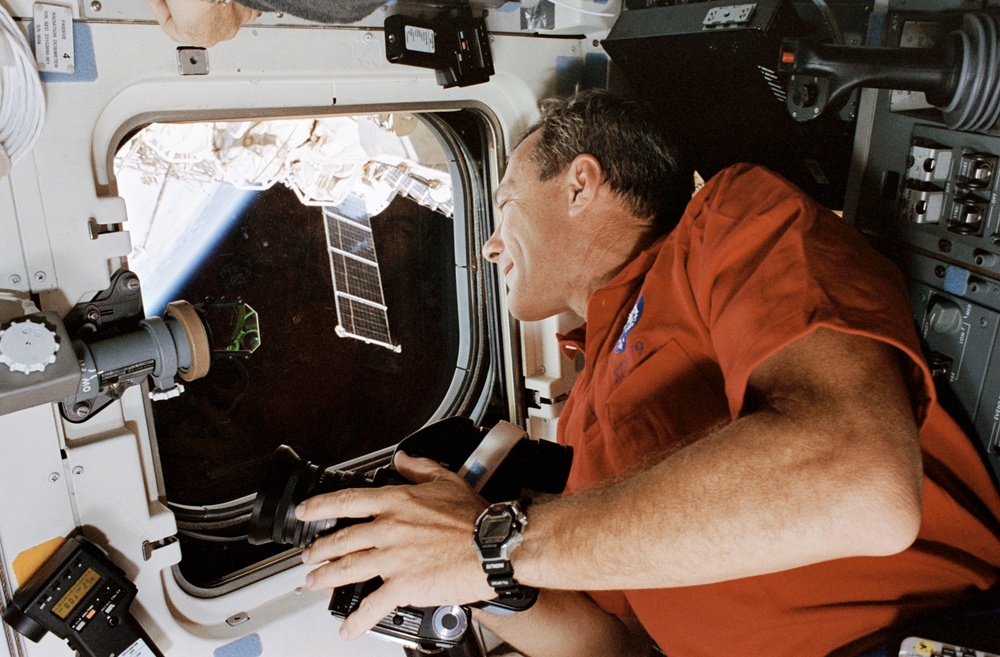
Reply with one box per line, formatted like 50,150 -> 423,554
569,220 -> 657,320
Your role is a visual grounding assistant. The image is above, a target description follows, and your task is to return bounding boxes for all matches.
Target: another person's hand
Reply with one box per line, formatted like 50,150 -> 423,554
145,0 -> 259,47
296,451 -> 496,640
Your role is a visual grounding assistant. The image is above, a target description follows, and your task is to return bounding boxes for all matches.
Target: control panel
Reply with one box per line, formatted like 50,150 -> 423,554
898,125 -> 1000,273
851,3 -> 1000,486
907,273 -> 1000,461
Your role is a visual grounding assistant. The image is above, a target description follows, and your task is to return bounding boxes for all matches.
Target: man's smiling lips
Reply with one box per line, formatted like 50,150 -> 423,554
502,262 -> 513,277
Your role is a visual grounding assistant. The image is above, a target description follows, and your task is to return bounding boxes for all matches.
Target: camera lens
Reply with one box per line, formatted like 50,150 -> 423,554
248,445 -> 366,547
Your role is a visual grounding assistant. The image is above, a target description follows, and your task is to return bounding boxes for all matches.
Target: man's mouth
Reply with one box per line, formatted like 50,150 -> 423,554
503,263 -> 513,277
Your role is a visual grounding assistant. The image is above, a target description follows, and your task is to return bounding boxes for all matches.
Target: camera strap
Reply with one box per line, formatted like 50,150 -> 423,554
458,421 -> 526,492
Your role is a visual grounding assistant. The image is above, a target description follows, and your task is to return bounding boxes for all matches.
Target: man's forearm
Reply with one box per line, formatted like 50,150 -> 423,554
474,590 -> 650,657
512,329 -> 923,592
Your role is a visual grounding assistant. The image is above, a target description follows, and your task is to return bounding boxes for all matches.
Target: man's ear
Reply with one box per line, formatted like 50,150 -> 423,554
565,153 -> 604,215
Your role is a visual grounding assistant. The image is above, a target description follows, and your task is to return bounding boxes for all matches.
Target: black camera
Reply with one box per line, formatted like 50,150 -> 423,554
248,416 -> 573,652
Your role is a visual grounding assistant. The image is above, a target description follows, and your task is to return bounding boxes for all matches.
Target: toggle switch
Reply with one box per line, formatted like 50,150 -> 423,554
948,197 -> 987,235
907,144 -> 953,183
957,151 -> 997,189
902,187 -> 944,224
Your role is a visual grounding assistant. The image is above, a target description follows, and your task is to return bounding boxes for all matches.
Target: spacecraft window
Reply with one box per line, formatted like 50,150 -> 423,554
113,111 -> 496,592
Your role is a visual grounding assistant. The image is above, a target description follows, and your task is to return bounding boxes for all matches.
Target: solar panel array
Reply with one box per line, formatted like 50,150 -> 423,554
323,200 -> 399,351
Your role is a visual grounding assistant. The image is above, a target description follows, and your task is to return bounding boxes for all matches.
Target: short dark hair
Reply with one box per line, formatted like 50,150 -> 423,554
522,89 -> 692,232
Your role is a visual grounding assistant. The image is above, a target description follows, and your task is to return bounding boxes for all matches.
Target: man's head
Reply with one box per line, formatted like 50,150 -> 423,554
524,89 -> 692,230
483,90 -> 691,322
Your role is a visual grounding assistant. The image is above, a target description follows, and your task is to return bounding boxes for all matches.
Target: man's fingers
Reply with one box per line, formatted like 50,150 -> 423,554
159,18 -> 185,43
143,0 -> 193,43
339,583 -> 400,641
143,0 -> 184,42
296,486 -> 398,522
145,0 -> 254,47
305,550 -> 382,592
143,0 -> 171,25
297,455 -> 474,523
393,450 -> 463,485
235,4 -> 260,25
302,522 -> 379,565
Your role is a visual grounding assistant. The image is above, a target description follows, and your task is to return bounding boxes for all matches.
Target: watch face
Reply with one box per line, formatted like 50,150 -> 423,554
477,513 -> 512,546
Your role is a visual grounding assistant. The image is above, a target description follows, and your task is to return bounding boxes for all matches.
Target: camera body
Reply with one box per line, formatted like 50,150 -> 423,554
248,417 -> 573,652
329,578 -> 470,651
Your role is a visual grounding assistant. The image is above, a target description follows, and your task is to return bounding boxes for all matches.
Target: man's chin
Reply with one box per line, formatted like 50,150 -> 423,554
506,299 -> 555,323
506,300 -> 532,322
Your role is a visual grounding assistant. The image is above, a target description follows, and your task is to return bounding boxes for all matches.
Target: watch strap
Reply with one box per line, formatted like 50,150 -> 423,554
474,499 -> 531,602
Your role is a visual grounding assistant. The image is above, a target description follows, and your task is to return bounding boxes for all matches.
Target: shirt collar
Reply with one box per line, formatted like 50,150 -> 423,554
557,325 -> 586,359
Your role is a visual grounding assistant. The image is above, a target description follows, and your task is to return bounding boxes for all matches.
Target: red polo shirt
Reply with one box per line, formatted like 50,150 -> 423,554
556,164 -> 1000,657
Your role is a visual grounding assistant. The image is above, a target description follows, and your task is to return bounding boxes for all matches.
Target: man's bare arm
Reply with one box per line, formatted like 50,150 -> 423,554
145,0 -> 258,47
474,590 -> 651,657
513,327 -> 923,590
297,328 -> 923,637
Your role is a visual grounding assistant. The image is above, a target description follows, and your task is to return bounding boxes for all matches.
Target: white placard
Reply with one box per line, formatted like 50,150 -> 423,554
120,637 -> 157,657
32,3 -> 74,74
404,25 -> 435,54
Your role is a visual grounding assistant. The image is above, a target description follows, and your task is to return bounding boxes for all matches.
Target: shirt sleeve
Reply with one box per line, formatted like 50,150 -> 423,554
585,590 -> 632,619
682,164 -> 932,422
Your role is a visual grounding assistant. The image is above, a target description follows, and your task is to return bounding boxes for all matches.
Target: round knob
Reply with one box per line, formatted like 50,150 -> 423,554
0,319 -> 60,374
431,605 -> 468,641
927,298 -> 963,335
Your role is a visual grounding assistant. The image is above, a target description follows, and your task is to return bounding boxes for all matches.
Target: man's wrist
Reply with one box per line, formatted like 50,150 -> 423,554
473,499 -> 532,602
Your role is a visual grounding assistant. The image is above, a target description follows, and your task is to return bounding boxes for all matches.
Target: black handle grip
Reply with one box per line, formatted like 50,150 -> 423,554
780,35 -> 962,113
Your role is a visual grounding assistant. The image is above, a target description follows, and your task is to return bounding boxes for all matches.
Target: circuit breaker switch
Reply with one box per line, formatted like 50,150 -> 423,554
906,144 -> 953,183
972,162 -> 993,184
948,198 -> 987,235
957,151 -> 998,189
902,187 -> 944,224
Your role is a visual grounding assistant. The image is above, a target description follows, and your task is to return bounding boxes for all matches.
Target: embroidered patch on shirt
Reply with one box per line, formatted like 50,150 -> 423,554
614,294 -> 644,354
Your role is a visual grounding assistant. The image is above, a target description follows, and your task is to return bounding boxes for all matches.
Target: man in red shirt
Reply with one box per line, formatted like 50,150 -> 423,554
296,90 -> 1000,656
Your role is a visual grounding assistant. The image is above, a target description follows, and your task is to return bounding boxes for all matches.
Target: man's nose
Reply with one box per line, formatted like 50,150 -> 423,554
481,227 -> 502,263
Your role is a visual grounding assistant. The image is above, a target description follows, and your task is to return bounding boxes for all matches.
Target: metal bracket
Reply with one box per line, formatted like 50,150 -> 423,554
177,47 -> 209,76
703,3 -> 756,29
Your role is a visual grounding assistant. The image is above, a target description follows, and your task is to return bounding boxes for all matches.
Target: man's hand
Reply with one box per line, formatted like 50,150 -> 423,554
295,452 -> 496,640
145,0 -> 259,47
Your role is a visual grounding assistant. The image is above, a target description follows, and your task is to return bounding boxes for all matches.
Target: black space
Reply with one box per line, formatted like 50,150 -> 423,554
150,184 -> 460,587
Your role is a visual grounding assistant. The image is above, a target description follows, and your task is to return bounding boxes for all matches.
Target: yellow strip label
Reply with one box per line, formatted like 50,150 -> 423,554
12,537 -> 66,586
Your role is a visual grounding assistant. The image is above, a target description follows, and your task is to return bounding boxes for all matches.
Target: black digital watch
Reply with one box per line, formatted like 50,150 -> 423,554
473,500 -> 530,602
